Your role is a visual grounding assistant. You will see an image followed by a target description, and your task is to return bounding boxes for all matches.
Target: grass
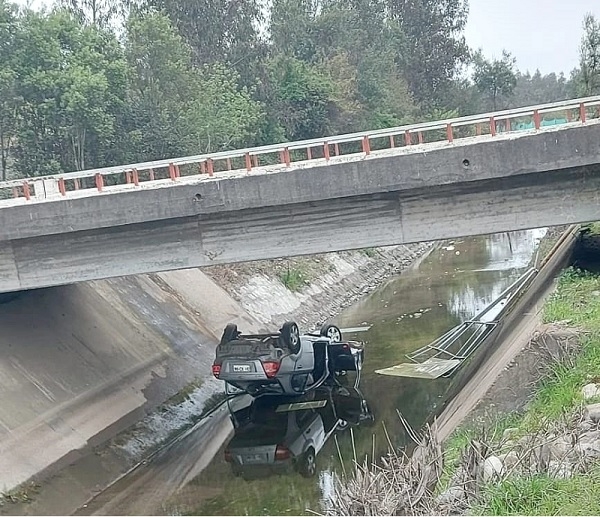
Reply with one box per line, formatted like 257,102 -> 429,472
361,247 -> 378,258
279,267 -> 308,292
475,469 -> 600,515
441,265 -> 600,513
581,222 -> 600,236
514,266 -> 600,426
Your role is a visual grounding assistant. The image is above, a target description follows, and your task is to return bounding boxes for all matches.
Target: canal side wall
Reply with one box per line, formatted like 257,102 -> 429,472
0,244 -> 431,496
436,226 -> 579,440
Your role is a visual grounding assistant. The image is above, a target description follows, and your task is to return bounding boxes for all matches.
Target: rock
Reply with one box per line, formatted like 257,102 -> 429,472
582,384 -> 600,400
584,403 -> 600,422
436,486 -> 465,506
578,419 -> 596,432
482,456 -> 504,481
498,451 -> 519,470
546,438 -> 576,461
548,460 -> 572,479
579,429 -> 600,443
413,313 -> 422,318
502,427 -> 520,441
592,290 -> 600,297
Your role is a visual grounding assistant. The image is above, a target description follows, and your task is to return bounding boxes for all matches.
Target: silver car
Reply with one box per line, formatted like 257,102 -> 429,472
224,382 -> 372,478
212,321 -> 363,397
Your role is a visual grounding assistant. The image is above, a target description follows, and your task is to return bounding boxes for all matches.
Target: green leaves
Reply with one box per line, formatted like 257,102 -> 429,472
577,13 -> 600,96
472,50 -> 518,111
12,9 -> 127,175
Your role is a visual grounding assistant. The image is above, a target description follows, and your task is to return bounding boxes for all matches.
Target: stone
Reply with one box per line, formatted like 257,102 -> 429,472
436,486 -> 465,506
582,384 -> 600,400
546,438 -> 576,461
548,460 -> 572,479
482,456 -> 504,481
584,403 -> 600,422
498,451 -> 519,470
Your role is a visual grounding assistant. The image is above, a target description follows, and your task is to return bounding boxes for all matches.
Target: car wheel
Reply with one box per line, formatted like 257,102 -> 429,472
220,323 -> 238,345
298,447 -> 317,477
336,419 -> 350,431
320,324 -> 342,343
281,321 -> 301,354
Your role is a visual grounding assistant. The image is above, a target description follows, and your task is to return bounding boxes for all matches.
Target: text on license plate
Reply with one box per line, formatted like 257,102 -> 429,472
233,364 -> 251,372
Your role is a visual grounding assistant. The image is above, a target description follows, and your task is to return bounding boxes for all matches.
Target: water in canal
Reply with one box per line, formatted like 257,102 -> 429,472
174,229 -> 547,516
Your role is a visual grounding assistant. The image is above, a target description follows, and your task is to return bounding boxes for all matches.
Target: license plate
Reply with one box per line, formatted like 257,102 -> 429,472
233,364 -> 251,372
242,454 -> 264,464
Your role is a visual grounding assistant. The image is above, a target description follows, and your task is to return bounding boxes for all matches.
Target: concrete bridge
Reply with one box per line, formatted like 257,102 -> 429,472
1,96 -> 600,294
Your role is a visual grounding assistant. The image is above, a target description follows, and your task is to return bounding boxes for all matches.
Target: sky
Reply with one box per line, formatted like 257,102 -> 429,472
465,0 -> 600,75
13,0 -> 600,76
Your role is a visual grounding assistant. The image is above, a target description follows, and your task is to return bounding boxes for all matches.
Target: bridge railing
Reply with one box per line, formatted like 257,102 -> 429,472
2,95 -> 600,205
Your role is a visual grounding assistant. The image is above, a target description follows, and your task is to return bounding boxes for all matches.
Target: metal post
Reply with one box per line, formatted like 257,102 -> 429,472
362,136 -> 371,155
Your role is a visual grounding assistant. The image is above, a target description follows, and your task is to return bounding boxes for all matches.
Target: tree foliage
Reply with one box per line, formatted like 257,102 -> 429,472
577,13 -> 600,95
472,50 -> 517,110
0,0 -> 18,180
0,0 -> 589,181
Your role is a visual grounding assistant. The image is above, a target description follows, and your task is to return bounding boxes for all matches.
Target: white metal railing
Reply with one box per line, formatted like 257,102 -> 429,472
2,95 -> 600,204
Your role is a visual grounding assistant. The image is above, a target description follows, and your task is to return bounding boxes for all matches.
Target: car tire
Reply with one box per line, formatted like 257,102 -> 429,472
281,321 -> 301,354
336,419 -> 350,432
220,323 -> 238,345
297,447 -> 317,477
320,324 -> 342,343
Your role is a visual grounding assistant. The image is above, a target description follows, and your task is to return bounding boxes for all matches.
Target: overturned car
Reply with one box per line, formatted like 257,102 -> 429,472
211,321 -> 364,397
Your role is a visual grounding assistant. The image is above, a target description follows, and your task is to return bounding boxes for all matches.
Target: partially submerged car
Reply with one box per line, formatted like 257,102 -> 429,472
211,321 -> 364,397
223,381 -> 372,478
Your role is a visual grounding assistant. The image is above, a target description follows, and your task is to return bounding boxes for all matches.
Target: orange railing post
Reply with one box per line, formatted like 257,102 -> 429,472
22,182 -> 31,200
95,173 -> 104,192
580,103 -> 587,123
490,117 -> 497,137
446,124 -> 454,143
245,153 -> 252,172
405,131 -> 412,146
132,168 -> 140,186
58,178 -> 66,196
362,136 -> 371,155
533,110 -> 541,130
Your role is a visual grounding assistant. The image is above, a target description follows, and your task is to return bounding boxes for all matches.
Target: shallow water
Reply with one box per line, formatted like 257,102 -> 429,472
172,229 -> 547,516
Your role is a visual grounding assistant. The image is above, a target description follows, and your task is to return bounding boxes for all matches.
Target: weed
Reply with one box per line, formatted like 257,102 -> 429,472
475,470 -> 600,515
280,267 -> 307,292
361,248 -> 378,258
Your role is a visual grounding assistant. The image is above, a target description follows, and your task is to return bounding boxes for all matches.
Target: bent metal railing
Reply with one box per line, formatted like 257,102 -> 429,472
2,95 -> 600,205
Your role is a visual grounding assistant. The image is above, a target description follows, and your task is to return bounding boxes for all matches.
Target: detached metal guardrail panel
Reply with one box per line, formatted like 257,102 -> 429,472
2,95 -> 600,205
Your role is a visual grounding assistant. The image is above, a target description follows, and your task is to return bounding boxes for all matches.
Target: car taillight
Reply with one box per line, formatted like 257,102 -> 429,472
212,364 -> 221,378
275,445 -> 291,461
224,449 -> 232,462
342,344 -> 350,350
262,360 -> 280,378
